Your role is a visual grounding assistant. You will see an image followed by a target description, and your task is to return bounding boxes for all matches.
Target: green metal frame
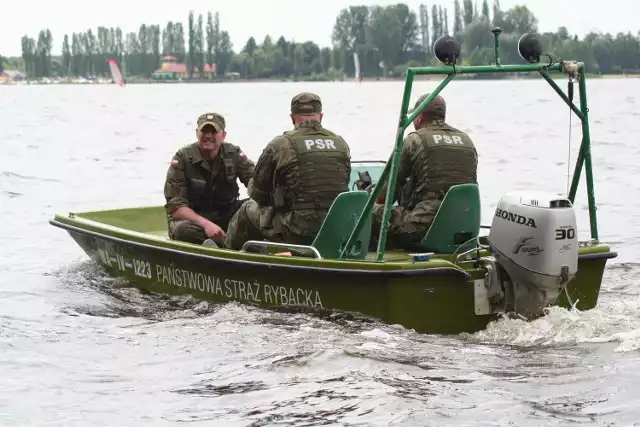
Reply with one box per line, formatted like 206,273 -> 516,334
340,27 -> 599,262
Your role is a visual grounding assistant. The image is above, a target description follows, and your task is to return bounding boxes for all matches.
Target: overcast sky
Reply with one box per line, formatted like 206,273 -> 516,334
2,0 -> 638,57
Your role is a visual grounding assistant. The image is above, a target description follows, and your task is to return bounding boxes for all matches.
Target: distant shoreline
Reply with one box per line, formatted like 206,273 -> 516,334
4,73 -> 639,86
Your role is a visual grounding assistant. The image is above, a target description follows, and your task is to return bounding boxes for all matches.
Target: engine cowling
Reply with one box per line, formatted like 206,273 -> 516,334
486,191 -> 578,317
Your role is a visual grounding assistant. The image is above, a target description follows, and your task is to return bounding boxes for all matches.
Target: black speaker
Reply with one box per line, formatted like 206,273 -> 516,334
518,33 -> 542,63
433,35 -> 461,65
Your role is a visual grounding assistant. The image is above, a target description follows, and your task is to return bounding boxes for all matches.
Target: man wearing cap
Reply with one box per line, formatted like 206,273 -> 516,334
371,93 -> 478,250
164,112 -> 256,246
224,92 -> 351,250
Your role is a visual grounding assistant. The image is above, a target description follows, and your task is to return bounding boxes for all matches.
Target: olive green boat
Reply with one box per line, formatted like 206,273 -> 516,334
50,28 -> 617,334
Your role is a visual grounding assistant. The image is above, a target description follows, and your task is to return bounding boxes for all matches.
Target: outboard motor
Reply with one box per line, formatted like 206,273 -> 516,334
485,191 -> 578,318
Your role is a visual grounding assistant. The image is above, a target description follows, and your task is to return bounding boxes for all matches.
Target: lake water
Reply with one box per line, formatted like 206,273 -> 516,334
0,78 -> 637,426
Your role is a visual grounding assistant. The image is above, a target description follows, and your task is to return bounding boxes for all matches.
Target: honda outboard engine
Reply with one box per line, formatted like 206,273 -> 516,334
485,191 -> 578,318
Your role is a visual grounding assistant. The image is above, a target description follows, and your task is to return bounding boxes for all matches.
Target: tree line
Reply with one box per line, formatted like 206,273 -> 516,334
11,1 -> 640,81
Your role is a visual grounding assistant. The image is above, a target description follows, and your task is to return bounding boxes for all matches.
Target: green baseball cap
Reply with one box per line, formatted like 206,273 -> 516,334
197,112 -> 225,132
409,93 -> 446,117
291,92 -> 322,115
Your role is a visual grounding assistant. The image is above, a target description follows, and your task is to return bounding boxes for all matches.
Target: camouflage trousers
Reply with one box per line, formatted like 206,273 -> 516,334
370,199 -> 441,250
223,200 -> 314,250
168,199 -> 248,245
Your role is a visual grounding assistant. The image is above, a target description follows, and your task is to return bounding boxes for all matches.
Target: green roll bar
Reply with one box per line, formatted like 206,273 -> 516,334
340,27 -> 599,262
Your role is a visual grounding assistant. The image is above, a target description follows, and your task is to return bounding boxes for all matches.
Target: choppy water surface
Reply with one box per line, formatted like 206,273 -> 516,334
0,78 -> 637,426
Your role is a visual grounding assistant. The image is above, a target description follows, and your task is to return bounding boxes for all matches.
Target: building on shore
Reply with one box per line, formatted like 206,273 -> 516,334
151,56 -> 216,80
0,70 -> 26,84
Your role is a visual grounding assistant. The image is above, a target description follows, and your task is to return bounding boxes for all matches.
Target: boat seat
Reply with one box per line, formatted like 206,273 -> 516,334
240,192 -> 372,259
311,191 -> 372,259
409,183 -> 481,254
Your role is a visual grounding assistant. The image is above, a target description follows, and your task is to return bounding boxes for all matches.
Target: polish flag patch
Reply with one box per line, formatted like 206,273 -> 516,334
171,159 -> 179,166
239,152 -> 246,159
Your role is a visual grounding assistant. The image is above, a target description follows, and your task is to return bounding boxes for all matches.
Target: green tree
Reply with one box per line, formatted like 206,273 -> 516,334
71,33 -> 81,76
85,29 -> 96,76
443,8 -> 449,35
138,24 -> 148,75
481,0 -> 490,20
418,4 -> 430,59
212,12 -> 221,71
151,25 -> 161,73
62,34 -> 71,76
431,5 -> 440,41
453,0 -> 463,38
21,36 -> 36,78
16,3 -> 640,81
501,5 -> 537,34
492,0 -> 504,27
217,30 -> 233,75
463,0 -> 474,26
163,21 -> 175,56
173,23 -> 186,62
196,14 -> 205,77
206,12 -> 215,68
187,11 -> 195,78
115,27 -> 124,62
243,37 -> 257,56
367,6 -> 402,75
33,29 -> 53,78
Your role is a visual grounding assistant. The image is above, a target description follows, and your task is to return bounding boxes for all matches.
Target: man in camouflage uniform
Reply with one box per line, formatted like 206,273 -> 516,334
164,112 -> 255,246
371,93 -> 478,250
224,92 -> 352,250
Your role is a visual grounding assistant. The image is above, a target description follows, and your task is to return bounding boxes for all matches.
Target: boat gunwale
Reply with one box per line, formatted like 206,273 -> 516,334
49,218 -> 473,278
577,252 -> 618,261
52,213 -> 460,269
55,207 -> 619,263
50,216 -> 618,278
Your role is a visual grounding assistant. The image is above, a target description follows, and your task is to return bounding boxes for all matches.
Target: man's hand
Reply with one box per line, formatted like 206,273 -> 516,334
172,207 -> 227,240
202,220 -> 227,240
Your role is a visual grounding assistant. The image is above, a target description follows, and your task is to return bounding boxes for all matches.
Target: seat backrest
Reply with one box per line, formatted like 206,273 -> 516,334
312,191 -> 371,259
416,183 -> 481,254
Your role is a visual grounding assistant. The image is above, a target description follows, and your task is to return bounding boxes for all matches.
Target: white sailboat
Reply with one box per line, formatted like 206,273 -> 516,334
108,59 -> 125,87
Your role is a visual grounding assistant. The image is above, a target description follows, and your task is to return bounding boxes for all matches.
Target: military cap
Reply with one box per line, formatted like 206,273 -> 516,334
409,93 -> 446,117
197,112 -> 225,132
291,92 -> 322,115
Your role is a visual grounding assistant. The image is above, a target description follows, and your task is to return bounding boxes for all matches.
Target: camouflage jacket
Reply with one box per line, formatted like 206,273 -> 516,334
164,142 -> 255,223
248,121 -> 351,236
393,120 -> 478,208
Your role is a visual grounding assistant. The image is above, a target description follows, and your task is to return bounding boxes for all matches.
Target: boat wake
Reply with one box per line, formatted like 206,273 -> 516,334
39,260 -> 640,426
462,263 -> 640,353
47,260 -> 640,354
46,260 -> 219,321
1,170 -> 61,183
46,260 -> 383,332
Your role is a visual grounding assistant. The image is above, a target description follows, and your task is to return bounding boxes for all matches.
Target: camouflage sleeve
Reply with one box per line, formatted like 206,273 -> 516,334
345,140 -> 352,174
232,144 -> 255,187
344,139 -> 352,159
247,137 -> 281,206
164,149 -> 189,214
393,133 -> 419,202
